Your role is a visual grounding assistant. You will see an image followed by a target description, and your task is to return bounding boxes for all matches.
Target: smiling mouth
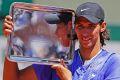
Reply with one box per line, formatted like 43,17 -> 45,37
81,38 -> 91,44
82,37 -> 91,41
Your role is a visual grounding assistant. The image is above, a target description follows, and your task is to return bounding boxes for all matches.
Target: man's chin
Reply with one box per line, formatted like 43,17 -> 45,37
81,43 -> 93,49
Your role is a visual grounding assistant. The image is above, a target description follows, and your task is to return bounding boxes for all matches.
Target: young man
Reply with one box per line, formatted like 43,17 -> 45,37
69,2 -> 120,80
3,2 -> 120,80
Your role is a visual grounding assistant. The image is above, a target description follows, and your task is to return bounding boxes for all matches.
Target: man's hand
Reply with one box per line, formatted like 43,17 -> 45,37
3,15 -> 13,37
52,60 -> 72,80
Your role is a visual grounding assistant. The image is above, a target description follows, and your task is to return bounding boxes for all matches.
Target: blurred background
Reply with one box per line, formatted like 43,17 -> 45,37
0,0 -> 120,79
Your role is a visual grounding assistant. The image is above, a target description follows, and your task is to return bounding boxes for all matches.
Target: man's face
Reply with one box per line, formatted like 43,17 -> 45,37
75,17 -> 101,49
55,22 -> 71,47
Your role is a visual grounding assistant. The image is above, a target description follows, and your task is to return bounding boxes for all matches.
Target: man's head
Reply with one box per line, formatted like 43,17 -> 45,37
75,2 -> 110,48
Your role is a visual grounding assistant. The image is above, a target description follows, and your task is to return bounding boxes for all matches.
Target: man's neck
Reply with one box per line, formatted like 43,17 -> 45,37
80,41 -> 101,60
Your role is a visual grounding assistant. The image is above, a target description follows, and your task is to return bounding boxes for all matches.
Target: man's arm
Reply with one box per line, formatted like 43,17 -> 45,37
3,57 -> 37,80
3,57 -> 19,80
3,15 -> 37,80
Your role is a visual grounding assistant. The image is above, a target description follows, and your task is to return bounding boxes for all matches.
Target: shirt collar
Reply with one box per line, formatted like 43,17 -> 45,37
84,49 -> 102,65
78,49 -> 102,66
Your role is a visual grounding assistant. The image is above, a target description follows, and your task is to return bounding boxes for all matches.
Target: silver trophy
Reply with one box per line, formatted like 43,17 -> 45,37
7,2 -> 76,65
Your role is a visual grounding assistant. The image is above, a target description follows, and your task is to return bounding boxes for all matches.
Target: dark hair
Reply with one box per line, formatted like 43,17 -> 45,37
99,20 -> 110,46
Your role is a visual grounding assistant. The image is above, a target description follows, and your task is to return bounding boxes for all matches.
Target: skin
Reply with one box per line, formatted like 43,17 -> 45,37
3,57 -> 37,80
75,16 -> 106,60
3,15 -> 72,80
52,59 -> 72,80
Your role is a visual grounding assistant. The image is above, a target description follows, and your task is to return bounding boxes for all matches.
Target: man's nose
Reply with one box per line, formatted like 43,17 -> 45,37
81,29 -> 90,37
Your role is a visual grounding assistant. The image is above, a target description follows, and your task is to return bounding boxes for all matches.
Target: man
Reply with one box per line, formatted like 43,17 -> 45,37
3,2 -> 120,80
69,2 -> 120,80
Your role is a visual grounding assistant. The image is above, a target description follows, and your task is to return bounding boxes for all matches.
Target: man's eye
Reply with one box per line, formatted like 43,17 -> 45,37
88,24 -> 96,29
88,26 -> 95,29
77,25 -> 84,30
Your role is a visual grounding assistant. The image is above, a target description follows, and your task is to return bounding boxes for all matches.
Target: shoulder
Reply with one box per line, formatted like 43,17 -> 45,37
108,52 -> 120,63
103,52 -> 120,79
101,49 -> 120,63
105,52 -> 120,69
97,50 -> 120,72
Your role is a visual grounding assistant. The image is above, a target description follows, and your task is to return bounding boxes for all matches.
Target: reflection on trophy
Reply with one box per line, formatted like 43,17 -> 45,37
8,2 -> 75,64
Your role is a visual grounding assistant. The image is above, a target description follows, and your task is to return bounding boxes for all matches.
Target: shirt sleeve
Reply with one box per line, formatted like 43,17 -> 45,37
104,54 -> 120,80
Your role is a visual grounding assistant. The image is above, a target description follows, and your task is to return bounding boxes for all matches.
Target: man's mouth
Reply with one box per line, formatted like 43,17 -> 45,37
81,37 -> 91,44
82,37 -> 91,41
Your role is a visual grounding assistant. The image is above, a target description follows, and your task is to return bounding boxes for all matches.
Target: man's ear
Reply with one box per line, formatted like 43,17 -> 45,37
100,21 -> 107,32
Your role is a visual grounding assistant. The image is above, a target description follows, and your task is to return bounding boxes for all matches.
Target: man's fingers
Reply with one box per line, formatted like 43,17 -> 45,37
3,15 -> 13,32
5,15 -> 12,21
60,59 -> 68,68
3,29 -> 12,37
52,64 -> 64,74
3,23 -> 13,30
51,64 -> 62,69
4,29 -> 12,32
52,60 -> 68,69
52,63 -> 72,80
4,18 -> 13,26
52,64 -> 65,72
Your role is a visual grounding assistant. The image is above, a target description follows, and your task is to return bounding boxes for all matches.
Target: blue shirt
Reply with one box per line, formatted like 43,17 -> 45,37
32,49 -> 120,80
70,49 -> 120,80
